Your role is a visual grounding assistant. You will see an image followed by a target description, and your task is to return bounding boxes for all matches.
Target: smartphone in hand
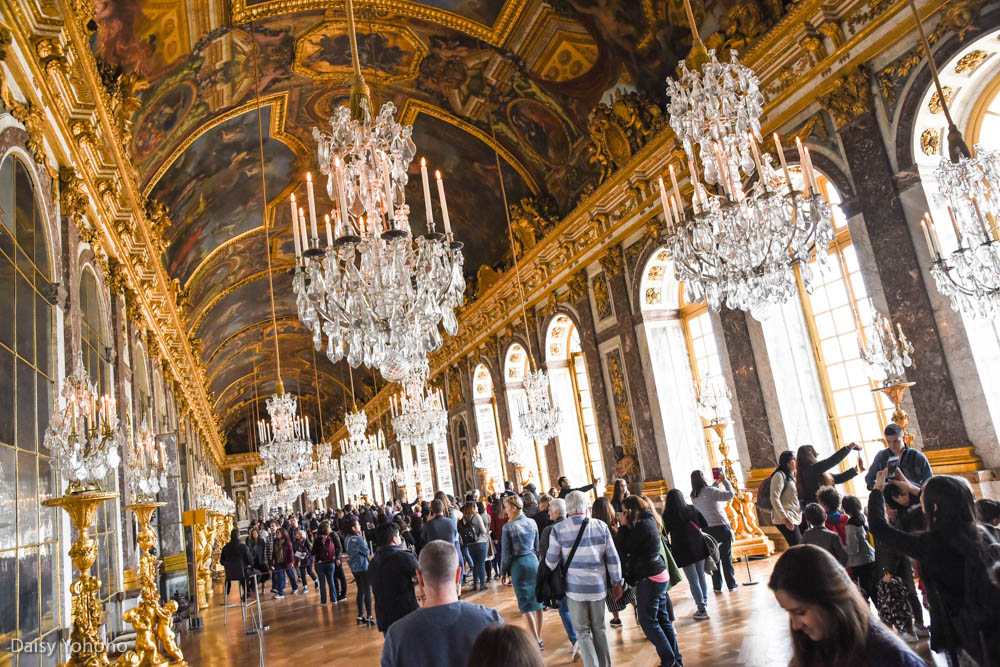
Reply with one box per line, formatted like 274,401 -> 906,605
886,456 -> 900,480
712,467 -> 721,482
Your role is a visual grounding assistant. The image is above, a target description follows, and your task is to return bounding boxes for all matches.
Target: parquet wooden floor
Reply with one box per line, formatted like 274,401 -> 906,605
177,557 -> 940,666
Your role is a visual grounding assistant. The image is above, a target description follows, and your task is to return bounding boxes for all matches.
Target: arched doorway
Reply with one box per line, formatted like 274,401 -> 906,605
544,314 -> 603,490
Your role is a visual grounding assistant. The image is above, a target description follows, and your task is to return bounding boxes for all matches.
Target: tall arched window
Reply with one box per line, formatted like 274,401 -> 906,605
638,250 -> 717,486
79,268 -> 121,609
471,363 -> 505,490
793,170 -> 894,470
0,153 -> 60,657
544,315 -> 603,490
503,344 -> 543,489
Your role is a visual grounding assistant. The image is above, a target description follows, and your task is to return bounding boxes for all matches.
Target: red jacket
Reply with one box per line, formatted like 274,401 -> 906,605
825,511 -> 849,544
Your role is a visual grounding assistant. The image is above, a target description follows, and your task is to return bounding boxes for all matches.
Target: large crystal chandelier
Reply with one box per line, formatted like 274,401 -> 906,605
340,407 -> 386,471
248,466 -> 276,510
519,370 -> 561,441
292,0 -> 464,382
44,359 -> 123,493
128,414 -> 169,502
390,362 -> 447,446
256,385 -> 313,478
901,0 -> 1000,319
660,0 -> 833,316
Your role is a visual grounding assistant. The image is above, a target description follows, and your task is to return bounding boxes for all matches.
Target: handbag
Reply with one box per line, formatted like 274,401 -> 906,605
690,520 -> 721,574
535,519 -> 589,605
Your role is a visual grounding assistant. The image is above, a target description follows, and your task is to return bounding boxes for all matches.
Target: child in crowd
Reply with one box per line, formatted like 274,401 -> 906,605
817,485 -> 849,544
842,495 -> 877,602
976,498 -> 1000,527
801,503 -> 848,566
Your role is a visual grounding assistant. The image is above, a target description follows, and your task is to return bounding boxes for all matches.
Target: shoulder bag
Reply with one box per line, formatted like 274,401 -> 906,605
535,518 -> 589,605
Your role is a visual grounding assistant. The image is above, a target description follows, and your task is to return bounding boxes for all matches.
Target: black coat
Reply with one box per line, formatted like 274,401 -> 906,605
221,539 -> 253,581
798,445 -> 858,506
622,511 -> 666,585
369,546 -> 419,632
664,507 -> 709,568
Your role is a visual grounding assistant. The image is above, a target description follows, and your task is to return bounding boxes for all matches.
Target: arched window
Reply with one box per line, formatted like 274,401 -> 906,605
471,363 -> 505,491
0,153 -> 60,656
638,250 -> 717,486
793,169 -> 894,470
78,267 -> 121,606
502,344 -> 543,489
544,315 -> 603,490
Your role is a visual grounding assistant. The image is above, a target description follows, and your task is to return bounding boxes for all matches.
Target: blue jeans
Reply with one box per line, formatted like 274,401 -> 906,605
704,525 -> 737,591
273,568 -> 286,595
682,561 -> 707,612
315,562 -> 335,603
636,577 -> 682,666
558,597 -> 577,644
467,541 -> 488,589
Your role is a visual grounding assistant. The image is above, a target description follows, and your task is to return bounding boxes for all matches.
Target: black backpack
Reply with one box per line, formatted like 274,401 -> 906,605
459,518 -> 478,545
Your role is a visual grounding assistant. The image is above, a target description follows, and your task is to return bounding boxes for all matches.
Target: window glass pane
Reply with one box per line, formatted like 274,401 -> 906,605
16,272 -> 33,363
0,550 -> 14,638
0,251 -> 13,351
17,360 -> 36,453
17,450 -> 38,545
18,546 -> 39,644
39,542 -> 55,634
36,293 -> 50,377
0,347 -> 13,446
0,446 -> 15,551
0,157 -> 13,234
14,161 -> 35,267
38,456 -> 55,542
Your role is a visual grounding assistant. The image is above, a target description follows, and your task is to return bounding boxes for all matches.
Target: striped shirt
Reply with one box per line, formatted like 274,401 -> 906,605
545,514 -> 623,602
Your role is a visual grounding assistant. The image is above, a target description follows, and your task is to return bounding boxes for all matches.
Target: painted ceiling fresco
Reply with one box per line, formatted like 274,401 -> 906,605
91,0 -> 709,453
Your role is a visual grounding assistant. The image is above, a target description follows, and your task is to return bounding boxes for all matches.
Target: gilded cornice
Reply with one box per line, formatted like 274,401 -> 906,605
0,0 -> 228,467
222,452 -> 262,470
230,0 -> 529,47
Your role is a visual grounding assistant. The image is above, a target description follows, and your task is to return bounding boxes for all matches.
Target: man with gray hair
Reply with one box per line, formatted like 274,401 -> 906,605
381,540 -> 502,667
538,498 -> 580,659
545,491 -> 623,667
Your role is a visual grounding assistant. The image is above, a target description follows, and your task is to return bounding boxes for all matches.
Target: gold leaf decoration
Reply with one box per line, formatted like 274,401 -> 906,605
928,87 -> 954,115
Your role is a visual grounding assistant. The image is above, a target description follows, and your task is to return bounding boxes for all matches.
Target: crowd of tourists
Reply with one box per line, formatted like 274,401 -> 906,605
219,423 -> 1000,667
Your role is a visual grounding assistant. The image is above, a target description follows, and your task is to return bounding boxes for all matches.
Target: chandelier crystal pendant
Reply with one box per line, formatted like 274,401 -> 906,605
900,0 -> 1000,319
390,362 -> 447,446
694,378 -> 733,425
660,0 -> 834,317
859,312 -> 914,386
292,0 -> 464,382
44,358 -> 123,494
128,414 -> 170,502
256,383 -> 313,478
519,369 -> 561,441
248,466 -> 277,510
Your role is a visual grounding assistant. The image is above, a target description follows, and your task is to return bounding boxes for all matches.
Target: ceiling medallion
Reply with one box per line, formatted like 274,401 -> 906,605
658,0 -> 833,318
292,0 -> 465,382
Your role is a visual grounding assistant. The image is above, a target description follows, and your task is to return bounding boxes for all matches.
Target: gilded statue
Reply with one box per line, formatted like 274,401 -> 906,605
476,265 -> 502,297
706,2 -> 768,57
195,522 -> 213,609
508,195 -> 559,254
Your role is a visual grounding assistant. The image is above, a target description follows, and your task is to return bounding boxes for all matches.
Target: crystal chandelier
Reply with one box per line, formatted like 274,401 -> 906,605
194,466 -> 232,514
248,466 -> 276,509
340,407 -> 387,471
472,444 -> 489,471
519,369 -> 562,441
44,359 -> 123,493
292,0 -> 464,382
128,414 -> 169,502
860,312 -> 914,386
504,433 -> 530,468
390,362 -> 447,446
902,0 -> 1000,319
695,378 -> 733,425
256,385 -> 313,478
660,0 -> 833,317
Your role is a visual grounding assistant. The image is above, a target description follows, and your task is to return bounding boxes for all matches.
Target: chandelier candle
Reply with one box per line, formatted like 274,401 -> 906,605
436,170 -> 453,237
291,193 -> 301,259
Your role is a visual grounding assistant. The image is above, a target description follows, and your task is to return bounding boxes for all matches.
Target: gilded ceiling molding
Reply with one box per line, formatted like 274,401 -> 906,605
141,91 -> 304,197
229,0 -> 529,47
222,452 -> 262,469
205,314 -> 301,367
216,370 -> 346,412
399,98 -> 540,195
0,0 -> 229,465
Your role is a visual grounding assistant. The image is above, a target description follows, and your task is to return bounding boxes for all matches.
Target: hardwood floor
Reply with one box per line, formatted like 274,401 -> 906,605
178,557 -> 939,666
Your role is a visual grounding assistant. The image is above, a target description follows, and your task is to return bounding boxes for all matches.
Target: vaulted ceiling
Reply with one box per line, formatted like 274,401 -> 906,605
92,0 -> 696,454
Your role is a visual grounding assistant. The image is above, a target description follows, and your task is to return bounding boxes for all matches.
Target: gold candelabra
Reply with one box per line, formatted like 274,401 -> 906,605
875,381 -> 916,446
121,502 -> 186,666
43,490 -> 120,667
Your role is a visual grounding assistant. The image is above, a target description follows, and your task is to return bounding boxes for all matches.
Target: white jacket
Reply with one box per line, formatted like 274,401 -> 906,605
769,471 -> 801,527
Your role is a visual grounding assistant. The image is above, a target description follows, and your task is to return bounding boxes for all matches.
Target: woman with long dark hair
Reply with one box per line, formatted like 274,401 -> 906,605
770,451 -> 803,547
870,472 -> 1000,665
663,488 -> 711,620
611,479 -> 629,517
593,497 -> 635,628
795,443 -> 862,507
690,469 -> 738,593
622,495 -> 683,667
769,544 -> 924,666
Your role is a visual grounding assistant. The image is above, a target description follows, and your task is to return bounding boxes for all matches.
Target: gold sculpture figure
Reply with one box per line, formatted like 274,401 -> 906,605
120,502 -> 187,666
194,520 -> 213,609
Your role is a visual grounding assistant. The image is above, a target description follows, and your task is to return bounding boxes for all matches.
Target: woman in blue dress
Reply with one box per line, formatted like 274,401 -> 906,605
501,494 -> 545,649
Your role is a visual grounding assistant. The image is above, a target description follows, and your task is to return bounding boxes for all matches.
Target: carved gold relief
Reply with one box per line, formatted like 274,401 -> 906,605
705,1 -> 770,57
819,68 -> 873,128
565,271 -> 586,305
10,101 -> 48,168
955,50 -> 991,74
592,272 -> 612,320
605,349 -> 638,477
509,195 -> 559,255
920,128 -> 941,155
928,87 -> 955,114
599,245 -> 625,277
586,90 -> 665,186
645,287 -> 662,305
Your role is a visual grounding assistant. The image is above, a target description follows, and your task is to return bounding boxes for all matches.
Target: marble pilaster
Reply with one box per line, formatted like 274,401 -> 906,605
718,307 -> 778,469
838,109 -> 968,449
601,246 -> 662,481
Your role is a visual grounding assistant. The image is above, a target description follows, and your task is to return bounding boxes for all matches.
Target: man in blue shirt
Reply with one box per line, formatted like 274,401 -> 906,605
421,499 -> 463,579
864,423 -> 933,491
381,540 -> 502,667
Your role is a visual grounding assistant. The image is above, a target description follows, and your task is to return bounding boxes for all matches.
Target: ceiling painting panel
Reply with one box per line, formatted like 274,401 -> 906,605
149,104 -> 296,284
